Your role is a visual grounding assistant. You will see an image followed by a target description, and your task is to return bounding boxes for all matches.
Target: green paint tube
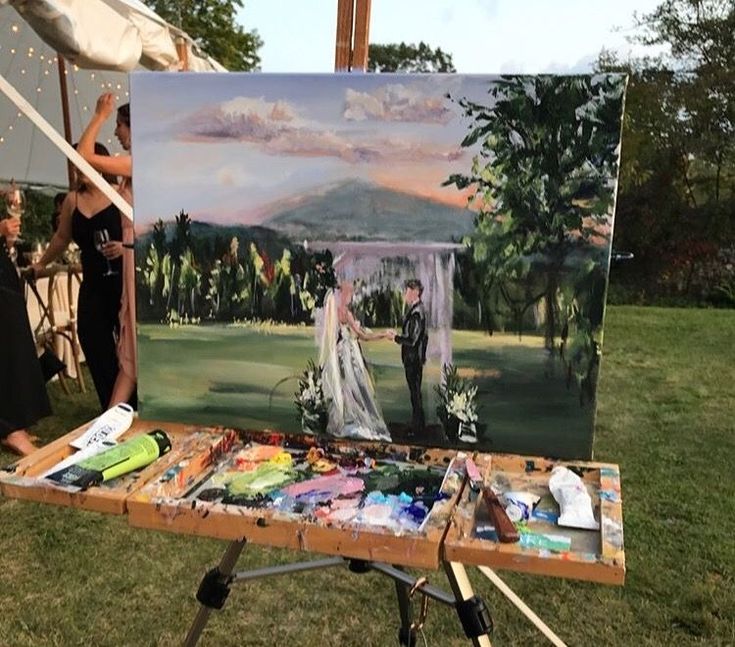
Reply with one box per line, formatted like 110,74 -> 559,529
47,430 -> 171,489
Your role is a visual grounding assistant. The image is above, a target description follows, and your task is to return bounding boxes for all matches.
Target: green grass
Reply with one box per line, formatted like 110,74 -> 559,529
1,306 -> 734,646
137,324 -> 594,457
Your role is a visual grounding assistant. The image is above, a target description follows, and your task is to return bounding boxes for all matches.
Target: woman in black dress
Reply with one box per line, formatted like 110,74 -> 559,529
33,144 -> 124,410
0,217 -> 50,455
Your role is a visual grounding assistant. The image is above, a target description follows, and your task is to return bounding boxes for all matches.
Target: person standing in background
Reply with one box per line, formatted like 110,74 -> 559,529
0,216 -> 49,455
78,94 -> 137,409
33,144 -> 123,410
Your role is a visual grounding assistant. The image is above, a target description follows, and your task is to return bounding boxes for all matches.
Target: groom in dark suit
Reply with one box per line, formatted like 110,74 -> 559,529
390,279 -> 428,435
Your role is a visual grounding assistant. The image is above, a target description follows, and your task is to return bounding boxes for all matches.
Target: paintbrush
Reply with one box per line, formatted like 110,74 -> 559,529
465,457 -> 519,543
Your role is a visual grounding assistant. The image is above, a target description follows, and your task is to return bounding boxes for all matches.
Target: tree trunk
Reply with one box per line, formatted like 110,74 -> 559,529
545,275 -> 557,352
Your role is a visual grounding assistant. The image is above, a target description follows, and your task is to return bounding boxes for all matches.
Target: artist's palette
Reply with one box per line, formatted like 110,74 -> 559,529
126,427 -> 467,569
1,419 -> 625,582
444,453 -> 625,584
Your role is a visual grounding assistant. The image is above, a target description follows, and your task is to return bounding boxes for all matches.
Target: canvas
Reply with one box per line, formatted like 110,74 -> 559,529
131,73 -> 626,460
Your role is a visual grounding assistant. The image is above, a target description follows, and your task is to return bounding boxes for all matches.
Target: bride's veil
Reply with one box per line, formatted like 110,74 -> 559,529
319,289 -> 343,427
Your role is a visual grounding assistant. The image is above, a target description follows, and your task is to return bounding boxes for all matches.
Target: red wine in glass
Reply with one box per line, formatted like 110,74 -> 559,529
94,229 -> 117,276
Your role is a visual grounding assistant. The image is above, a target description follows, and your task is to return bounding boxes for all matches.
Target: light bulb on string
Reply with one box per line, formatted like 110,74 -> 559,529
11,24 -> 19,33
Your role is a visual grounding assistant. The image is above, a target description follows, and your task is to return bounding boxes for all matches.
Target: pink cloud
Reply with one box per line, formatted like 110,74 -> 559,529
179,96 -> 462,163
343,83 -> 451,123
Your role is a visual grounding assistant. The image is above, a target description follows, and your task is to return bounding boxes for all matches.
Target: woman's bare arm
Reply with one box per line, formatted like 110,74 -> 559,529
34,192 -> 74,270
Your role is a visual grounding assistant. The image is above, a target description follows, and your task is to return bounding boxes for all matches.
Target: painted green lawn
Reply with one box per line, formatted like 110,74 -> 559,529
137,323 -> 593,458
0,306 -> 733,646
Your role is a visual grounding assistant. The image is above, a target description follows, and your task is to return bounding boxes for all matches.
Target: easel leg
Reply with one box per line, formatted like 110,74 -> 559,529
393,568 -> 416,647
477,566 -> 568,647
182,539 -> 246,647
443,561 -> 493,647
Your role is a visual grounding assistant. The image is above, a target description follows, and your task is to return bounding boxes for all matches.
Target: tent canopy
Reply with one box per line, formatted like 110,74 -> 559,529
0,0 -> 226,188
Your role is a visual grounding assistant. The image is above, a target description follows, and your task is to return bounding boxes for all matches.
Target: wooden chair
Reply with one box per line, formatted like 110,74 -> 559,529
34,264 -> 86,394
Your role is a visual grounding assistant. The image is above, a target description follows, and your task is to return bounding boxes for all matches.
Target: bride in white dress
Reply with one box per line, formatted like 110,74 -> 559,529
319,282 -> 392,442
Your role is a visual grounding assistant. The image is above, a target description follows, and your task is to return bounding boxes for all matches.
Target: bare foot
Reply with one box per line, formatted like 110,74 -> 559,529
2,430 -> 38,456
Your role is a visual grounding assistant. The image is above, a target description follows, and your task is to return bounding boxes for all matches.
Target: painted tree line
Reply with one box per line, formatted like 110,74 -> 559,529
136,215 -> 422,327
136,213 -> 334,324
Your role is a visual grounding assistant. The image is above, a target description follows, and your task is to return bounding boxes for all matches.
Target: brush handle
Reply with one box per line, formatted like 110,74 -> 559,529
482,487 -> 520,543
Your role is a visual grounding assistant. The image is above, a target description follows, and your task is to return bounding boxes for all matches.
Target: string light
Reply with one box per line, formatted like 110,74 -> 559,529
0,21 -> 127,153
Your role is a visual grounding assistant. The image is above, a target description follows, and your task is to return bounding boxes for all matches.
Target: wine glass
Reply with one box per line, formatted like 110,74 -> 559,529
93,229 -> 117,276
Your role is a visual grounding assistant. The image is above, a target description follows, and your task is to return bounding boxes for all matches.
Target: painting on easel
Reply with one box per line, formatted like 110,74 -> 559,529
131,73 -> 626,459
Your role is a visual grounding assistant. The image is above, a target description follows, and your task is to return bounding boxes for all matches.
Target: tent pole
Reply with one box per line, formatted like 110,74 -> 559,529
175,36 -> 189,71
56,55 -> 74,189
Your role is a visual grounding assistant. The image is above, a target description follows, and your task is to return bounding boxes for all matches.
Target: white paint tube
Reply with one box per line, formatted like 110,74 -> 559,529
548,466 -> 599,530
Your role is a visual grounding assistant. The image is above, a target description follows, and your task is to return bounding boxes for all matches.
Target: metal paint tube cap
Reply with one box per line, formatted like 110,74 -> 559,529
148,429 -> 172,456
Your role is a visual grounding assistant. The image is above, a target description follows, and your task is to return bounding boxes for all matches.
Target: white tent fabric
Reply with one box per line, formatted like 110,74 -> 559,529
0,0 -> 226,187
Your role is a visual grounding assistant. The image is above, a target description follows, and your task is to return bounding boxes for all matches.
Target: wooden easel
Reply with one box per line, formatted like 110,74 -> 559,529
180,4 -> 571,645
181,9 -> 490,645
0,4 -> 624,644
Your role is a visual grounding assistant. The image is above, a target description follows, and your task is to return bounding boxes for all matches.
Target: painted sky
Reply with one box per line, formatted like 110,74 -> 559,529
132,74 -> 499,227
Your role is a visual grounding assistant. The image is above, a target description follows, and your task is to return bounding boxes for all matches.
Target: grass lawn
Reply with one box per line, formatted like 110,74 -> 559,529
137,323 -> 594,458
1,306 -> 733,646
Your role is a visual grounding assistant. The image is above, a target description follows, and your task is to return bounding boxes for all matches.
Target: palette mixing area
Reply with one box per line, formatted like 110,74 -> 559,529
1,420 -> 624,582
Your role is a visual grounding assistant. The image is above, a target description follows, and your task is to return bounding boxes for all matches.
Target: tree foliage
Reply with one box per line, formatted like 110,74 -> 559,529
368,42 -> 455,73
144,0 -> 262,71
445,75 -> 625,350
599,0 -> 735,303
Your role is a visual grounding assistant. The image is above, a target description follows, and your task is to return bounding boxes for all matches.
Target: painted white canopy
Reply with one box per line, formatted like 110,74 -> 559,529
0,0 -> 226,188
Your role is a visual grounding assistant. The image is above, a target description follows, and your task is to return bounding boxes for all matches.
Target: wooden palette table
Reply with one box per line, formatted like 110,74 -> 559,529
0,418 -> 625,646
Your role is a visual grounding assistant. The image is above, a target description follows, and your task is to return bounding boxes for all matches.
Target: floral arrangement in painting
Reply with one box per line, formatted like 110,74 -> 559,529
295,360 -> 330,434
435,364 -> 478,443
299,250 -> 338,312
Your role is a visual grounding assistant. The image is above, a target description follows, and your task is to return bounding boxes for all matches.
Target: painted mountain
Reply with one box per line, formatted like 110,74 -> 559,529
264,180 -> 475,243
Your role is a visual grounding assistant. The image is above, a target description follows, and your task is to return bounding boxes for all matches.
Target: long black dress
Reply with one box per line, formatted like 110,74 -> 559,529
0,235 -> 51,438
71,202 -> 123,409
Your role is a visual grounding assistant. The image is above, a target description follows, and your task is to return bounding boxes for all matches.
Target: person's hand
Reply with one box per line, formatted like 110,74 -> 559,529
385,329 -> 396,341
95,92 -> 116,120
30,262 -> 45,279
101,240 -> 124,260
0,218 -> 20,238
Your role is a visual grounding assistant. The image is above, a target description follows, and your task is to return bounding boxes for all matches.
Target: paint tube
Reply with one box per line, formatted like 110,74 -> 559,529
46,430 -> 171,489
501,491 -> 540,522
548,466 -> 599,530
518,529 -> 572,552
